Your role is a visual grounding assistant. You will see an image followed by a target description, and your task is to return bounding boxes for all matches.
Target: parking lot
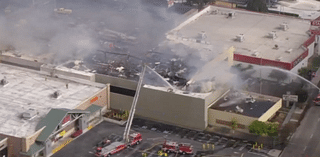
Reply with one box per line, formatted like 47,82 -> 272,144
53,119 -> 272,157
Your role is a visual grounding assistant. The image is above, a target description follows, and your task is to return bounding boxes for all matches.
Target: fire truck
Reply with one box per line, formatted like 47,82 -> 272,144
313,94 -> 320,105
95,66 -> 146,157
95,133 -> 142,157
161,141 -> 193,155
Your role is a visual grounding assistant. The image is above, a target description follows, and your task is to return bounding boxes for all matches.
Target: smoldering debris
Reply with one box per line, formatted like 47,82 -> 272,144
0,0 -> 236,93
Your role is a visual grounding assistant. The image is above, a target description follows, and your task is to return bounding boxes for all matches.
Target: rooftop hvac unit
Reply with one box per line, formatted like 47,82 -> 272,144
199,31 -> 207,40
269,31 -> 277,39
228,12 -> 235,18
236,34 -> 244,42
22,109 -> 37,120
280,23 -> 288,31
251,51 -> 259,57
211,9 -> 219,15
275,57 -> 282,61
285,49 -> 292,53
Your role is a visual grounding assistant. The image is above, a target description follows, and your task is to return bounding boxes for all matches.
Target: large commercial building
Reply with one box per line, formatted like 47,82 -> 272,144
0,61 -> 109,157
166,5 -> 317,74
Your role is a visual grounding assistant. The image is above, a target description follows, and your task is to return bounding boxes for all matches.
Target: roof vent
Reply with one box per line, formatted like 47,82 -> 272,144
22,109 -> 37,120
236,34 -> 244,42
268,31 -> 277,39
199,31 -> 207,40
280,22 -> 288,31
52,90 -> 61,99
285,49 -> 292,53
0,76 -> 8,86
275,57 -> 282,61
211,9 -> 219,15
251,51 -> 259,57
228,12 -> 235,18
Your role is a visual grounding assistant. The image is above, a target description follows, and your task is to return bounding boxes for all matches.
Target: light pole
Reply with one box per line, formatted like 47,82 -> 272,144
260,57 -> 262,94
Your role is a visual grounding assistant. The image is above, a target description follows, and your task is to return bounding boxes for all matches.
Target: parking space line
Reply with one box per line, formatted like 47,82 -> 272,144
247,150 -> 268,157
125,146 -> 141,157
147,150 -> 157,157
239,145 -> 246,151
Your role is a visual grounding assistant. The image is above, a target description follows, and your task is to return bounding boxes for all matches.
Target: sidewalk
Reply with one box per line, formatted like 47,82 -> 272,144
204,126 -> 273,146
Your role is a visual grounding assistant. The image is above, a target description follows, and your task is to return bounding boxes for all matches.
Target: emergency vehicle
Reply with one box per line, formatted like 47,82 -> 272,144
161,141 -> 193,155
95,141 -> 126,157
313,94 -> 320,105
95,133 -> 142,157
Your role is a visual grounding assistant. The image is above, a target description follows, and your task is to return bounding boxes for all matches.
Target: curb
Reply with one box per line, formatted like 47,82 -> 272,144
103,117 -> 127,126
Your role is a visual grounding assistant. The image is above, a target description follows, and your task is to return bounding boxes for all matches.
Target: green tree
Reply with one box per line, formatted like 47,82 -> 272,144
298,67 -> 311,80
231,118 -> 238,130
295,89 -> 308,102
249,120 -> 267,135
246,0 -> 268,13
268,70 -> 288,82
266,122 -> 279,137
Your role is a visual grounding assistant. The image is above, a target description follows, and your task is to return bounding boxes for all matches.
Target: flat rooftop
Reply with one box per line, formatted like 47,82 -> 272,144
168,6 -> 311,63
0,63 -> 104,138
210,91 -> 280,117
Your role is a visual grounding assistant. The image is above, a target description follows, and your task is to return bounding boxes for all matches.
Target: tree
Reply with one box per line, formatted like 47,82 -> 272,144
231,118 -> 238,131
249,120 -> 279,136
249,120 -> 267,135
268,70 -> 288,82
246,0 -> 268,13
266,122 -> 279,137
295,89 -> 308,102
298,67 -> 312,80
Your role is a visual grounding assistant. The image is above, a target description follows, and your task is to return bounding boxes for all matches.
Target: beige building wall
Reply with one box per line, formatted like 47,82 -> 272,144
136,87 -> 207,130
110,93 -> 134,111
95,74 -> 137,90
75,87 -> 109,110
258,99 -> 282,122
21,127 -> 45,153
208,109 -> 258,130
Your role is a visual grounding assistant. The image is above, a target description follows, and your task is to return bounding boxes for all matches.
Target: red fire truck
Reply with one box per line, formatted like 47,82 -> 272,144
161,141 -> 193,155
313,94 -> 320,105
95,133 -> 142,157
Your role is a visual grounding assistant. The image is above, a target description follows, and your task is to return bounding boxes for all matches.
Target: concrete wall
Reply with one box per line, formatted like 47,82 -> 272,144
40,65 -> 95,82
75,87 -> 109,110
110,93 -> 134,111
21,127 -> 45,153
95,74 -> 137,90
0,55 -> 43,70
208,109 -> 258,131
258,99 -> 282,122
137,87 -> 206,130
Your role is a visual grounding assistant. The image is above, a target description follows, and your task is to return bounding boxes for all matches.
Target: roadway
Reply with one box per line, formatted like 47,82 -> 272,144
280,95 -> 320,157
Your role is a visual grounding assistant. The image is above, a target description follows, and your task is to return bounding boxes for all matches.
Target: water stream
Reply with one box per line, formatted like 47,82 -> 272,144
259,66 -> 320,90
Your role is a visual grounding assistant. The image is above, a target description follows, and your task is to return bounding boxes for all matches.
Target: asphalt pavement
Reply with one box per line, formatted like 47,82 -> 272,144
52,120 -> 269,157
280,105 -> 320,157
